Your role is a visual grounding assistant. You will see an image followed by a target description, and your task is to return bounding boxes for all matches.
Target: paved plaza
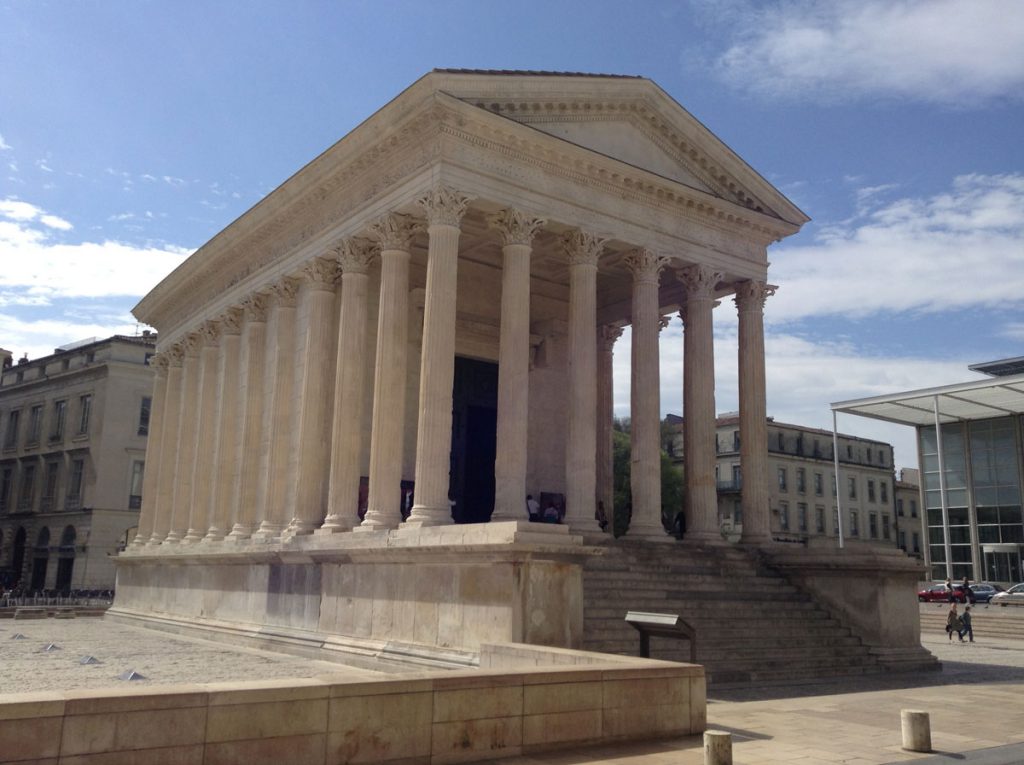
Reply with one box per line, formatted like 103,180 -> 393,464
2,612 -> 1023,764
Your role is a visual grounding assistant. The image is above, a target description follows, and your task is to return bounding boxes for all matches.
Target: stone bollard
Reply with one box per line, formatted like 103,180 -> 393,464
901,709 -> 932,752
704,730 -> 732,765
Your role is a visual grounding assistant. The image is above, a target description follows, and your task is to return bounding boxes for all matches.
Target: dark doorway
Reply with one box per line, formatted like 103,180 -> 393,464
11,527 -> 26,587
55,525 -> 76,592
30,527 -> 50,592
450,357 -> 498,523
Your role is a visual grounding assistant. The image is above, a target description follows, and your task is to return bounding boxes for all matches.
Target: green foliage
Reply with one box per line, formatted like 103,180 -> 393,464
610,429 -> 684,537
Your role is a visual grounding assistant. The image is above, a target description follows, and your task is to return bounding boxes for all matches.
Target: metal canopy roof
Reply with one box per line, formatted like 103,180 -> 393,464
831,373 -> 1024,427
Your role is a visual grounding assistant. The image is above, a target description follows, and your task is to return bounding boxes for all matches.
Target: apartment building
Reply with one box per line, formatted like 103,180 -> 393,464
665,413 -> 900,548
0,334 -> 155,591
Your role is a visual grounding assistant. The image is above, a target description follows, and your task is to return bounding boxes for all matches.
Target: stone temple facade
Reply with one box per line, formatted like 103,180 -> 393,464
114,70 -> 814,661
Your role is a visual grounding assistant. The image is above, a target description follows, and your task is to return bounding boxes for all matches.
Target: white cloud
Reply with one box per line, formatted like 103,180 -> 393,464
0,134 -> 11,151
35,158 -> 54,173
767,173 -> 1024,322
715,0 -> 1024,105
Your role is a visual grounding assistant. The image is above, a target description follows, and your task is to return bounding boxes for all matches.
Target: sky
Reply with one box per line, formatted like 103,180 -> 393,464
1,0 -> 1022,471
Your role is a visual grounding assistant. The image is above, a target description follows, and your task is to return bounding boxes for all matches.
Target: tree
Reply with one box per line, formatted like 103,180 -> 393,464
610,429 -> 684,537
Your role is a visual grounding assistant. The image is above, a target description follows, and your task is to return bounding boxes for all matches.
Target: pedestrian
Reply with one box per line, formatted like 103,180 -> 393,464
962,575 -> 975,604
945,577 -> 955,603
526,494 -> 540,522
946,603 -> 962,641
959,606 -> 974,642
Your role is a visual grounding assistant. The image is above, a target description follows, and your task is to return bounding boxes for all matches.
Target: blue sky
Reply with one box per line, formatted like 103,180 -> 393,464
1,0 -> 1022,469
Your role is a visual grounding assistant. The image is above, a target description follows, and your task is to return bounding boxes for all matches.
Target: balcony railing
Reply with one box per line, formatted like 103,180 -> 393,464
716,478 -> 742,492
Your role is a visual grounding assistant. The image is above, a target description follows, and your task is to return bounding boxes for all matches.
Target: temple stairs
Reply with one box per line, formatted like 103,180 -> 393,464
582,539 -> 887,688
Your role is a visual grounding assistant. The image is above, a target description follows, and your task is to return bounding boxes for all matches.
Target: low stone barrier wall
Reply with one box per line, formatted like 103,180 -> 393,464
1,645 -> 704,764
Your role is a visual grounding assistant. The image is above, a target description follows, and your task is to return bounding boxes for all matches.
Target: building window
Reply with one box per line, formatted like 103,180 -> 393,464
880,481 -> 888,503
77,395 -> 92,435
0,466 -> 12,512
27,405 -> 43,445
50,400 -> 66,441
833,507 -> 840,536
878,449 -> 885,465
778,467 -> 788,492
18,463 -> 36,510
867,479 -> 876,503
882,514 -> 891,540
848,476 -> 857,499
4,409 -> 20,449
865,449 -> 872,464
796,468 -> 806,494
732,431 -> 740,451
128,460 -> 145,510
850,510 -> 859,537
138,397 -> 152,436
732,499 -> 742,525
85,351 -> 95,363
846,444 -> 853,460
779,501 -> 790,531
814,472 -> 823,496
797,502 -> 808,532
897,498 -> 904,517
41,461 -> 60,512
777,432 -> 785,451
910,500 -> 918,518
831,474 -> 837,497
912,532 -> 921,554
869,512 -> 878,539
61,358 -> 70,371
66,458 -> 84,509
815,505 -> 826,534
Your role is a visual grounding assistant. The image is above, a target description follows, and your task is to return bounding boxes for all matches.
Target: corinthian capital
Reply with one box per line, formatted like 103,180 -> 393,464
218,307 -> 243,335
598,324 -> 624,353
302,256 -> 340,289
560,229 -> 606,267
241,292 -> 270,322
199,319 -> 220,347
733,280 -> 777,312
370,212 -> 421,251
166,344 -> 185,366
488,208 -> 546,247
335,238 -> 377,275
677,263 -> 724,300
180,332 -> 202,358
149,352 -> 170,375
623,248 -> 670,285
416,185 -> 473,227
269,277 -> 300,308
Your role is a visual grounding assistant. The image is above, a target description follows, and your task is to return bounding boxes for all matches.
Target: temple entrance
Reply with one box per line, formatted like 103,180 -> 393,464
449,357 -> 498,523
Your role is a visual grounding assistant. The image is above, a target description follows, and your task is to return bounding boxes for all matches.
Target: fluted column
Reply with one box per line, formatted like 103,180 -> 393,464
736,280 -> 776,545
203,309 -> 243,541
406,187 -> 472,527
320,241 -> 376,533
486,208 -> 545,522
623,250 -> 671,539
679,264 -> 724,543
150,347 -> 183,545
596,324 -> 623,532
165,335 -> 201,543
561,230 -> 605,534
254,278 -> 300,540
283,258 -> 341,536
184,321 -> 221,543
227,293 -> 269,540
360,213 -> 418,531
131,352 -> 169,548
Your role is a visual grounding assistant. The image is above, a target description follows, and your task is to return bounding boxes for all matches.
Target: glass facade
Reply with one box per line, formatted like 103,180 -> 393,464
921,422 -> 970,581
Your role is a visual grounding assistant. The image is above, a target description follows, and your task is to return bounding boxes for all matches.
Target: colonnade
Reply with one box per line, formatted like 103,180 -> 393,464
130,185 -> 775,549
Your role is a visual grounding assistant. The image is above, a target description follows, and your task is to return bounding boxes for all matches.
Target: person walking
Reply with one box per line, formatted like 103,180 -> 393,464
959,606 -> 974,642
946,603 -> 963,641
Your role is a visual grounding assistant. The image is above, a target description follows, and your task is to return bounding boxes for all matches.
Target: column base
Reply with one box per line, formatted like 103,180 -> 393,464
251,522 -> 284,543
201,527 -> 226,543
145,536 -> 164,547
224,524 -> 253,541
625,522 -> 675,542
282,519 -> 317,538
314,520 -> 354,536
405,504 -> 453,528
163,531 -> 186,545
565,519 -> 605,537
683,530 -> 728,545
356,510 -> 401,532
183,528 -> 205,544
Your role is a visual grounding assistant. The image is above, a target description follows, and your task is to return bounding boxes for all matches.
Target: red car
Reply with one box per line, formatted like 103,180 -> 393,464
917,583 -> 969,603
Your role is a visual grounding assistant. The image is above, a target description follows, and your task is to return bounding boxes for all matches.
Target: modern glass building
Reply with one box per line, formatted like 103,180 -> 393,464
832,358 -> 1024,585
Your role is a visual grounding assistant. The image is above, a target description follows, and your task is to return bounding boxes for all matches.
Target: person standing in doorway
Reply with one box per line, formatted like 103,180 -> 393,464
526,495 -> 540,522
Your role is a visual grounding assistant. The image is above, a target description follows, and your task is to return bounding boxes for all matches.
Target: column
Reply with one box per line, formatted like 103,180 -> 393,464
184,320 -> 221,542
360,213 -> 418,531
596,324 -> 623,532
320,240 -> 376,533
254,277 -> 300,540
149,346 -> 183,545
227,293 -> 269,540
204,308 -> 243,541
736,280 -> 776,545
624,249 -> 671,539
561,229 -> 605,534
407,186 -> 472,527
283,257 -> 340,536
489,208 -> 545,522
165,334 -> 201,543
679,263 -> 724,543
131,352 -> 169,548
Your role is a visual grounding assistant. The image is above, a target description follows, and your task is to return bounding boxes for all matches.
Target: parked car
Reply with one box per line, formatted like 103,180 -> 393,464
991,583 -> 1024,607
969,583 -> 1004,603
917,583 -> 968,603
